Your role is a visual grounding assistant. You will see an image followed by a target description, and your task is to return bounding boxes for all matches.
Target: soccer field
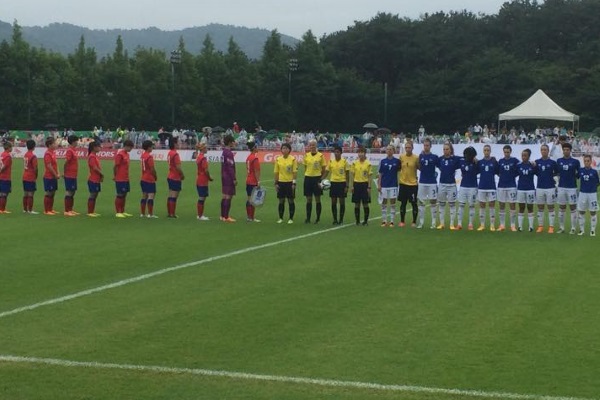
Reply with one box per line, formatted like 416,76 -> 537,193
0,159 -> 598,400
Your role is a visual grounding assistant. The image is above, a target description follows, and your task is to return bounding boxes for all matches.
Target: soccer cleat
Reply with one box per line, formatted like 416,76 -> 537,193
64,211 -> 77,216
556,228 -> 565,234
511,226 -> 518,232
123,213 -> 133,217
220,217 -> 226,221
518,227 -> 523,232
362,221 -> 368,226
591,231 -> 596,237
332,220 -> 339,225
477,224 -> 485,231
569,228 -> 576,235
287,219 -> 294,224
277,219 -> 283,224
313,219 -> 320,224
528,227 -> 534,232
304,219 -> 310,224
147,214 -> 159,219
87,213 -> 100,217
197,215 -> 210,221
536,226 -> 544,233
381,222 -> 387,227
252,218 -> 261,223
70,211 -> 80,215
416,223 -> 423,229
167,215 -> 179,219
430,224 -> 436,229
140,214 -> 145,218
437,224 -> 444,230
455,225 -> 462,230
398,222 -> 405,227
548,226 -> 554,234
115,213 -> 127,218
498,224 -> 505,232
224,217 -> 236,222
29,210 -> 39,215
0,210 -> 11,214
43,211 -> 56,216
578,230 -> 585,236
468,224 -> 474,231
490,226 -> 496,232
411,222 -> 416,228
389,222 -> 394,228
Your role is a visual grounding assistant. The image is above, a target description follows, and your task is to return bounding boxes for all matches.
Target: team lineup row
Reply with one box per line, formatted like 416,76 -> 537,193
0,136 -> 598,236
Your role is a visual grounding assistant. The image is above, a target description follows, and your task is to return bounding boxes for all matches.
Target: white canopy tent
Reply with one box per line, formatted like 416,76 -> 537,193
498,89 -> 579,131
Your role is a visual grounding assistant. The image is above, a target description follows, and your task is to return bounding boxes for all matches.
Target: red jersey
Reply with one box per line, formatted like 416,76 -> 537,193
167,149 -> 182,181
88,153 -> 102,183
141,152 -> 156,183
0,151 -> 12,181
196,154 -> 209,186
43,149 -> 58,179
64,147 -> 78,179
114,149 -> 130,182
23,150 -> 38,182
246,153 -> 260,185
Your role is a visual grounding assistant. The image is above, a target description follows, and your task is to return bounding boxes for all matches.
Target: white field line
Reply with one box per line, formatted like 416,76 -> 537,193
0,355 -> 594,400
0,219 -> 372,320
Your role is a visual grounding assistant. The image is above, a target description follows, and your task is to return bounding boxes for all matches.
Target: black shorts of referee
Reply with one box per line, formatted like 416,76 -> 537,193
277,182 -> 295,199
352,182 -> 370,203
397,184 -> 418,203
304,176 -> 323,197
329,181 -> 347,198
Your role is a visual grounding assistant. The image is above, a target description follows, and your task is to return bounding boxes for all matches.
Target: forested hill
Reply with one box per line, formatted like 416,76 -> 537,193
0,20 -> 299,59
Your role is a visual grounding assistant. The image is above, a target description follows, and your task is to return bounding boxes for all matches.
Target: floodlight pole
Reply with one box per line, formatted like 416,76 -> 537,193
288,58 -> 299,106
170,50 -> 182,127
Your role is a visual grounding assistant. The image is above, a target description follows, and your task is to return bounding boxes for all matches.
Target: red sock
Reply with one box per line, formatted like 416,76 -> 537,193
148,200 -> 154,215
28,196 -> 34,211
251,205 -> 255,219
246,204 -> 252,219
88,198 -> 95,214
23,196 -> 28,211
120,197 -> 126,213
0,196 -> 6,211
49,196 -> 55,211
197,202 -> 204,217
140,199 -> 147,215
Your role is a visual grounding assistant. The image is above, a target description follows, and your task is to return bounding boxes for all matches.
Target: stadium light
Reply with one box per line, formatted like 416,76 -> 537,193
288,58 -> 299,106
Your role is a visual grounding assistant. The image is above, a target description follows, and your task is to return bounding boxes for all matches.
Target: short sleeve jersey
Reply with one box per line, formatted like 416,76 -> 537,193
0,151 -> 12,180
43,149 -> 58,179
114,150 -> 130,182
88,153 -> 102,183
556,157 -> 580,189
221,148 -> 236,185
23,150 -> 37,182
303,152 -> 326,177
141,152 -> 156,183
351,159 -> 372,183
477,158 -> 498,190
246,153 -> 260,185
196,153 -> 209,186
379,157 -> 400,188
64,147 -> 78,179
497,157 -> 519,188
418,153 -> 439,184
578,167 -> 600,193
517,162 -> 536,191
274,155 -> 298,183
167,149 -> 182,181
438,156 -> 460,185
399,154 -> 419,186
327,158 -> 349,183
459,159 -> 479,188
535,158 -> 558,189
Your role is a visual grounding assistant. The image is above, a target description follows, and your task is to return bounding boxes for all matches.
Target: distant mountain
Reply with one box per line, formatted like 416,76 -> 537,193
0,20 -> 299,59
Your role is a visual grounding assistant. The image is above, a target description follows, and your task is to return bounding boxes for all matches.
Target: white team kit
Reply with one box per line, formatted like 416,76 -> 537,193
417,184 -> 438,201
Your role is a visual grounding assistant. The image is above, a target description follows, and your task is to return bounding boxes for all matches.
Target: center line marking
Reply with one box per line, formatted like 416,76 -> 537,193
0,355 -> 594,400
0,221 -> 367,320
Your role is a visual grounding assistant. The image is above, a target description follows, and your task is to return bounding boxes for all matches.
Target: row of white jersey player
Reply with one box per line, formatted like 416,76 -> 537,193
407,142 -> 599,236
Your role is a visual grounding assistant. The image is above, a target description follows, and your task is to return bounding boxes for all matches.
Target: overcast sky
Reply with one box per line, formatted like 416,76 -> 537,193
6,0 -> 509,38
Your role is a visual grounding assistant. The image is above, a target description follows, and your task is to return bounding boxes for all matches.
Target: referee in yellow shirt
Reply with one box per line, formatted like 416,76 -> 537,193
274,143 -> 298,224
326,145 -> 349,225
303,139 -> 327,223
398,141 -> 419,227
350,146 -> 372,225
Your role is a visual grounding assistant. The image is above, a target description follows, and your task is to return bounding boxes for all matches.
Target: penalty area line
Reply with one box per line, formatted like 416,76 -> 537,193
0,355 -> 594,400
0,220 -> 365,320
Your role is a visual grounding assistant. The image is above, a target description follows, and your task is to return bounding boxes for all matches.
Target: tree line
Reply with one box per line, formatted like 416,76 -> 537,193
1,0 -> 599,135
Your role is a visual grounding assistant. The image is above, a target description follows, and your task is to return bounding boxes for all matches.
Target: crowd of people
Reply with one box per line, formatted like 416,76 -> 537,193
0,133 -> 597,236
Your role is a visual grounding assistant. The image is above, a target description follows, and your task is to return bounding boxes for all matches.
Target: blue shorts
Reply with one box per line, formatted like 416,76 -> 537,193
115,181 -> 130,195
197,185 -> 209,198
140,181 -> 156,194
43,178 -> 58,192
246,184 -> 257,197
23,181 -> 37,192
88,181 -> 101,193
64,177 -> 78,192
168,178 -> 182,192
0,180 -> 11,194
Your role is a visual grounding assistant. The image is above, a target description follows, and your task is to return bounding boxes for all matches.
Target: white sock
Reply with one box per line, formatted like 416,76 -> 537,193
510,210 -> 517,227
450,204 -> 457,226
439,202 -> 446,225
571,210 -> 577,231
559,210 -> 565,229
490,208 -> 496,226
592,214 -> 597,231
579,213 -> 586,231
468,205 -> 475,225
499,210 -> 505,226
381,204 -> 387,223
518,212 -> 524,228
537,210 -> 543,226
418,203 -> 425,225
528,213 -> 533,228
431,204 -> 438,226
390,207 -> 396,224
549,210 -> 555,227
479,209 -> 486,226
458,204 -> 464,225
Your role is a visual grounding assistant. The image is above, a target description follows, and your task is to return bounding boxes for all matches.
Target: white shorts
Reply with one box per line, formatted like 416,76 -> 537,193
517,190 -> 536,205
477,190 -> 497,203
556,188 -> 578,206
536,188 -> 557,205
380,186 -> 398,200
497,188 -> 517,203
577,192 -> 599,212
438,184 -> 457,203
417,184 -> 438,201
458,187 -> 477,205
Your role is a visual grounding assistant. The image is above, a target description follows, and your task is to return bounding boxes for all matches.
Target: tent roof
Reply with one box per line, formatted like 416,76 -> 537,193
499,89 -> 579,122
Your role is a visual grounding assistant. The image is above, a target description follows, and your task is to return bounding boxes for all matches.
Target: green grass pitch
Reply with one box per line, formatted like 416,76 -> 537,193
0,159 -> 598,400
